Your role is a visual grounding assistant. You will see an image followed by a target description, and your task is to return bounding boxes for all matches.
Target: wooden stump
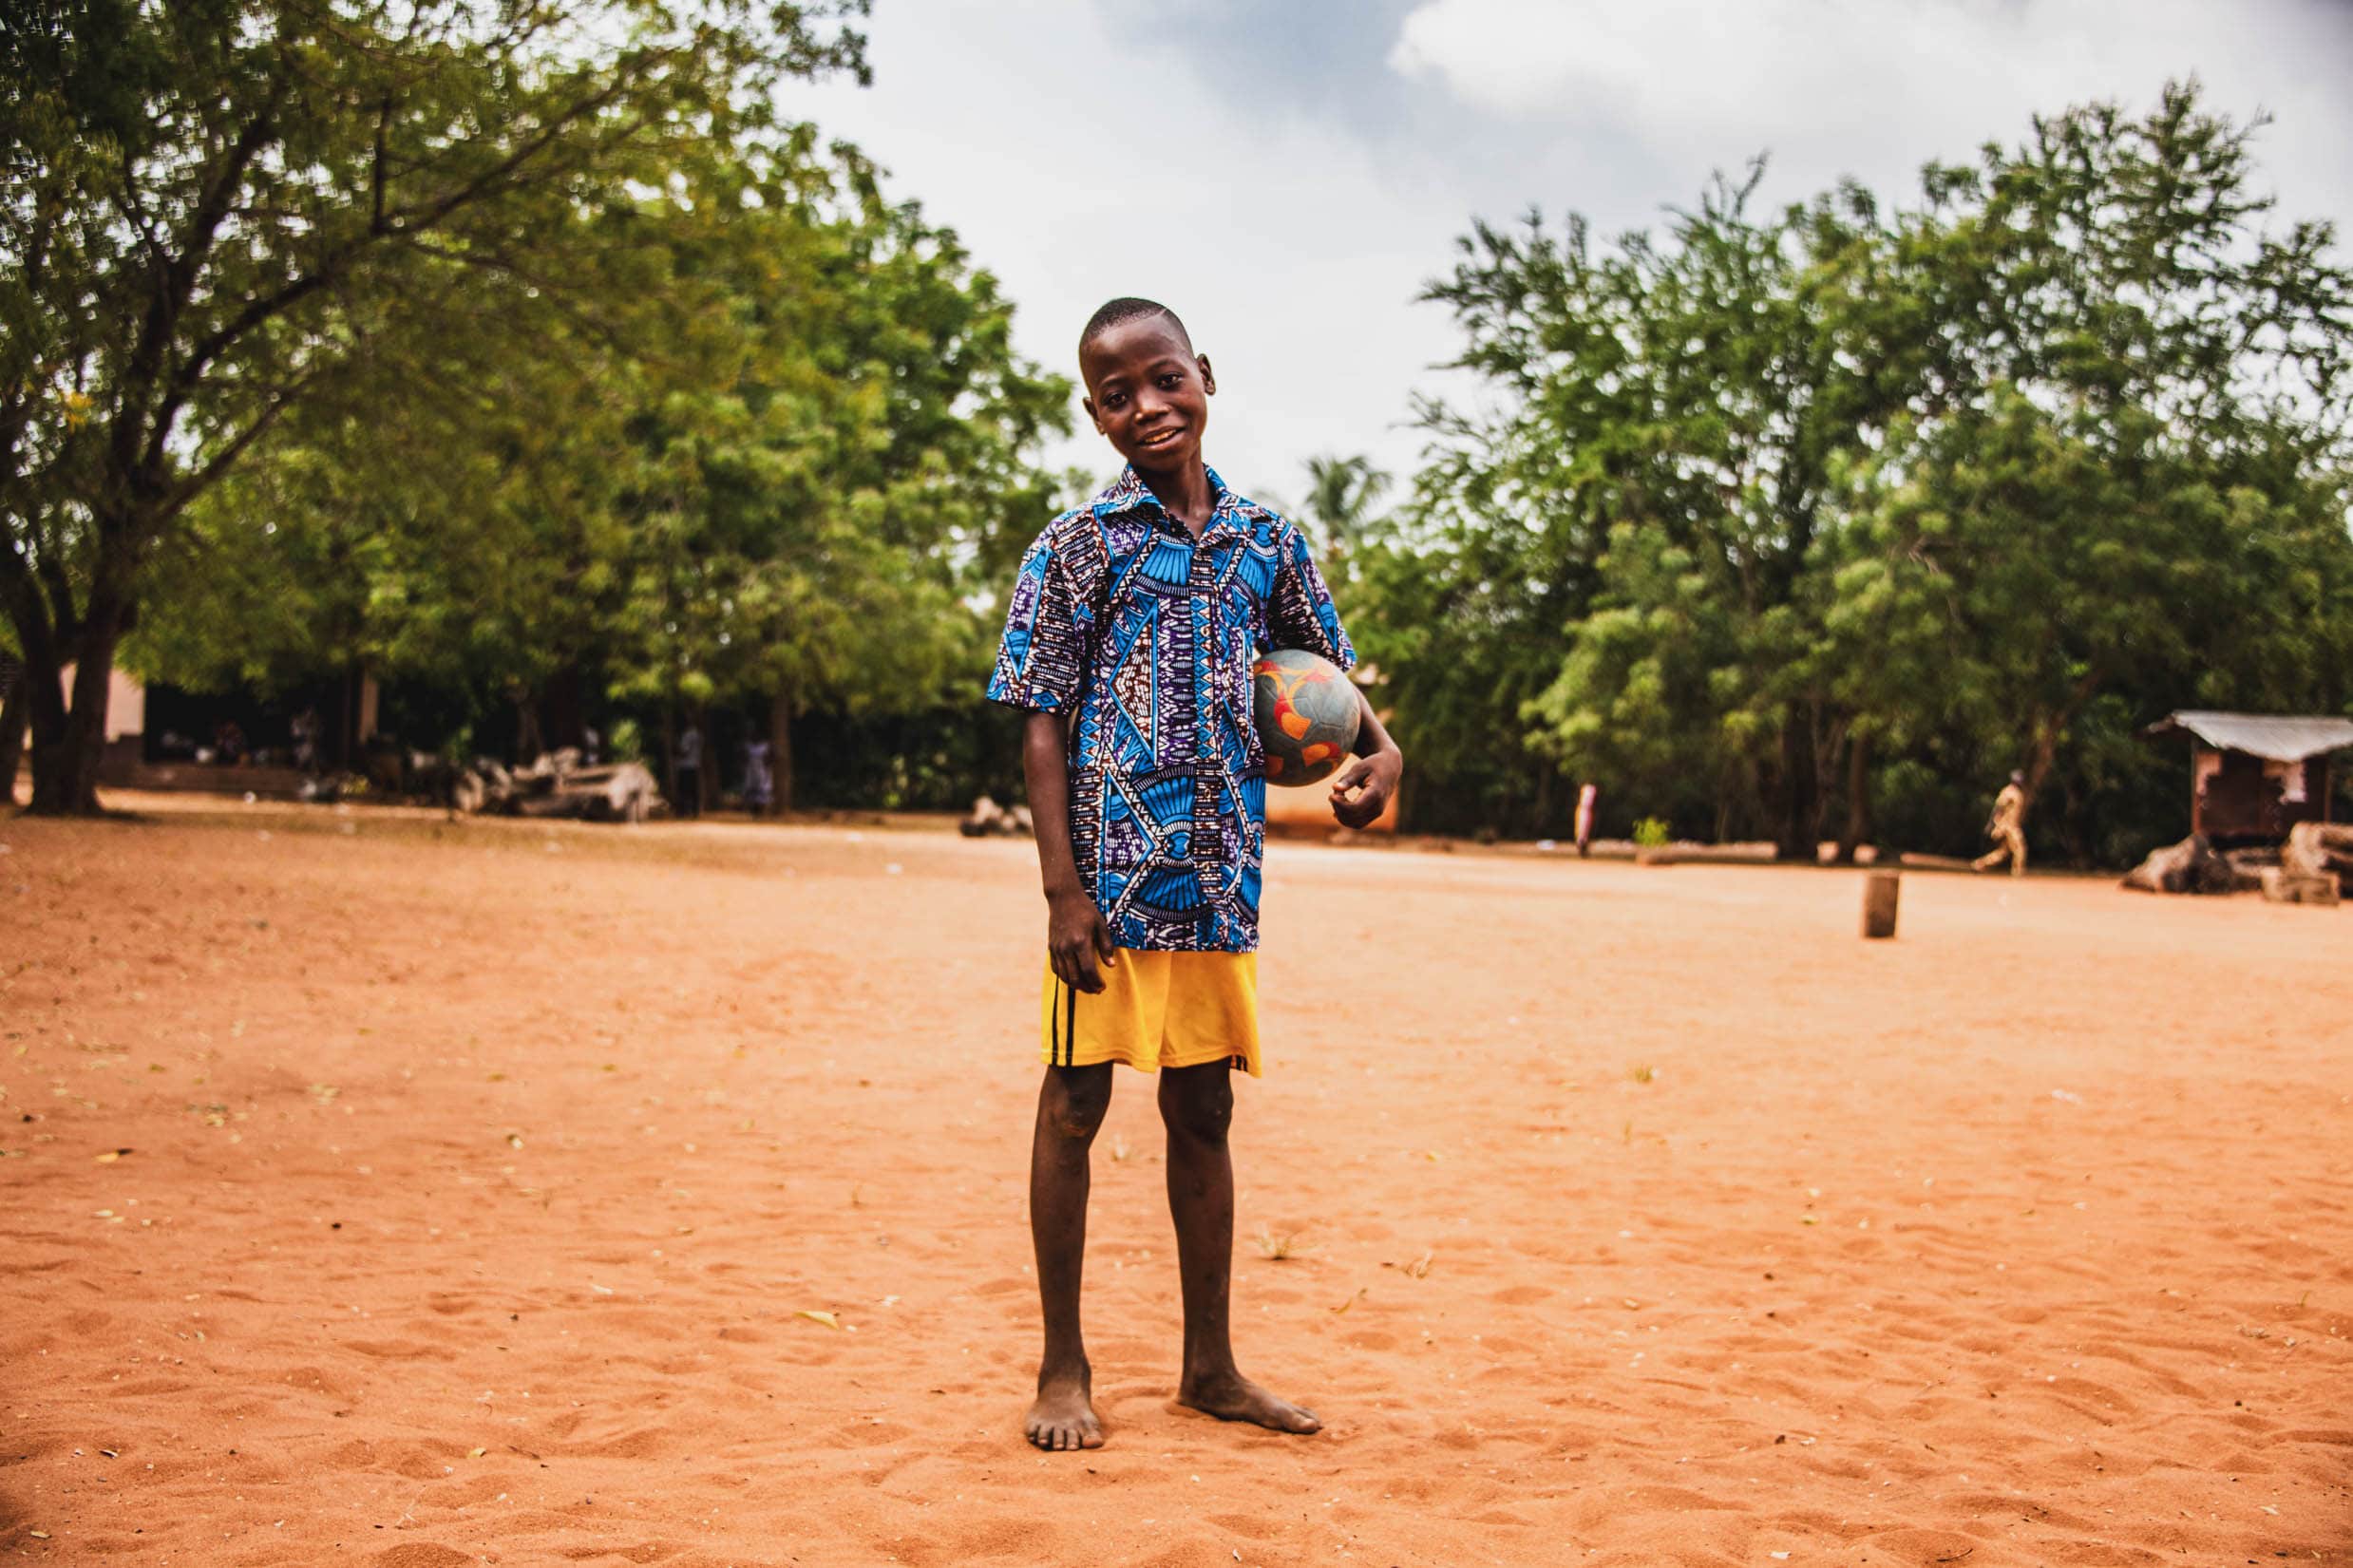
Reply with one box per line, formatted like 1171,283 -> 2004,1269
2261,866 -> 2342,907
2282,822 -> 2353,893
1861,869 -> 1901,939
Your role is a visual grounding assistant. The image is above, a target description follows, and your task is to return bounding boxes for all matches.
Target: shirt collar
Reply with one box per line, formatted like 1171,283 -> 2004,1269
1091,464 -> 1245,542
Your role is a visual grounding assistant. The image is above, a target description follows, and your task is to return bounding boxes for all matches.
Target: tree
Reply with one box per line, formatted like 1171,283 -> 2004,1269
0,633 -> 23,804
1412,168 -> 1892,854
2,0 -> 868,813
495,139 -> 1071,814
1820,86 -> 2353,861
1390,83 -> 2353,862
1298,453 -> 1389,589
128,131 -> 1071,816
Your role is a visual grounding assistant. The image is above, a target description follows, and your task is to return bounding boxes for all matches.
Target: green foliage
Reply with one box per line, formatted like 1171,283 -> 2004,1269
592,143 -> 1070,740
3,0 -> 870,809
1632,817 -> 1670,849
1297,454 -> 1391,593
1359,83 -> 2353,863
108,26 -> 1070,806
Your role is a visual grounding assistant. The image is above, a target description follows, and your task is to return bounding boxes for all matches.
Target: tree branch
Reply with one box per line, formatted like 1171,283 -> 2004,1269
109,85 -> 289,510
385,67 -> 646,235
169,80 -> 658,413
157,368 -> 324,529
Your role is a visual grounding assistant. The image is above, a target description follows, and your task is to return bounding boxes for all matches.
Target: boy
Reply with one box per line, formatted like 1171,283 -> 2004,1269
988,298 -> 1403,1451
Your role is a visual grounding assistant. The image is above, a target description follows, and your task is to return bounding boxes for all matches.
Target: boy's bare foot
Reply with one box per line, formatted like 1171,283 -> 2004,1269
1177,1370 -> 1321,1434
1025,1368 -> 1105,1451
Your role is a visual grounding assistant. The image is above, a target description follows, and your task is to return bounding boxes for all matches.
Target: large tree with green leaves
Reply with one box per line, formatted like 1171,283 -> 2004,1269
1819,86 -> 2353,860
1380,84 -> 2353,861
599,143 -> 1069,812
2,0 -> 867,813
128,130 -> 1070,812
1398,167 -> 1891,851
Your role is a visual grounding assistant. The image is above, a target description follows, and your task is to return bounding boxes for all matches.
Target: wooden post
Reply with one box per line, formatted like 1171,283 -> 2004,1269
1861,869 -> 1901,939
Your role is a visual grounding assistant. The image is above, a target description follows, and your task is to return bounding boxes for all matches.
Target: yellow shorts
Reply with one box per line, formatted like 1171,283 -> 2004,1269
1039,951 -> 1261,1076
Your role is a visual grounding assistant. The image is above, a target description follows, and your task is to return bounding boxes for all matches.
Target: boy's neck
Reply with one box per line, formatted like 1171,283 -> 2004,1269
1135,460 -> 1217,536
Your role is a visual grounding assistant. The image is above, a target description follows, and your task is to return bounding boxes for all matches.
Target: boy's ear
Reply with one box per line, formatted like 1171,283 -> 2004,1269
1197,354 -> 1216,394
1081,394 -> 1103,434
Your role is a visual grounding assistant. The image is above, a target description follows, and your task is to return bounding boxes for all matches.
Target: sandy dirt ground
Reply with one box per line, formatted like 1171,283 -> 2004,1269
2,798 -> 2349,1567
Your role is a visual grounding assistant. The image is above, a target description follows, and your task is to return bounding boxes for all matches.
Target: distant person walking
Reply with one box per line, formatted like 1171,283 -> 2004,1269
1973,771 -> 2028,876
1574,782 -> 1599,859
740,739 -> 773,816
291,707 -> 321,775
674,722 -> 704,821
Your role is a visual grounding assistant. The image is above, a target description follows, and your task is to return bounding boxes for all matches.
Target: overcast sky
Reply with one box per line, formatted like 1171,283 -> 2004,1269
794,0 -> 2353,508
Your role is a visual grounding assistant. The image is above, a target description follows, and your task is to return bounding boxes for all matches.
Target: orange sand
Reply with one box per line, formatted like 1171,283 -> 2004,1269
1,799 -> 2348,1566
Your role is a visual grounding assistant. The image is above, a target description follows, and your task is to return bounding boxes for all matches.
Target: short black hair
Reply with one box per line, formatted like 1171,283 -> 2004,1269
1079,296 -> 1191,357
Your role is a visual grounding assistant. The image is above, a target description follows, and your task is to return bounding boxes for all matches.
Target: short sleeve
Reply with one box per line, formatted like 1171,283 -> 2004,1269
1264,523 -> 1356,671
987,524 -> 1092,710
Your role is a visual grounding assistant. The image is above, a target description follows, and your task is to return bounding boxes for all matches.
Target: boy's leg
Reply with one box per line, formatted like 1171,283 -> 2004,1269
1027,1062 -> 1112,1450
1157,1060 -> 1320,1434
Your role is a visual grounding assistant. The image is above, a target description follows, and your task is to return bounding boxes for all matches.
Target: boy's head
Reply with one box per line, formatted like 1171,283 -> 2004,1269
1078,297 -> 1215,478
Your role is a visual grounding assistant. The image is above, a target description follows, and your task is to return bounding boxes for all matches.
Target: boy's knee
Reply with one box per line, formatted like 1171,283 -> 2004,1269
1044,1068 -> 1111,1142
1161,1073 -> 1232,1143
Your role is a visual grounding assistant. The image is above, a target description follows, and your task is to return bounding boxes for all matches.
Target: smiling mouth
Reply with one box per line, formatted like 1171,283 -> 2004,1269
1138,429 -> 1184,450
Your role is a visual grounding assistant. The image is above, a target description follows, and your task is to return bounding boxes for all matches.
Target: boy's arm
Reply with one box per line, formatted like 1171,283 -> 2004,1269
1326,690 -> 1403,830
1022,709 -> 1118,993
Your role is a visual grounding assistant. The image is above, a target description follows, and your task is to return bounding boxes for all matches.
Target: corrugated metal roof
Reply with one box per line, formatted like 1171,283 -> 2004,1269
2150,710 -> 2353,763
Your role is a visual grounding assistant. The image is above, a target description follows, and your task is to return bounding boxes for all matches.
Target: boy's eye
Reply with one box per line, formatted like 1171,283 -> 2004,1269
1103,392 -> 1127,408
1158,374 -> 1182,388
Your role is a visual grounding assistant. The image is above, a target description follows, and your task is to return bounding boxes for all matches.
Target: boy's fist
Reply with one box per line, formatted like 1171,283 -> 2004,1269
1327,749 -> 1402,830
1048,887 -> 1118,993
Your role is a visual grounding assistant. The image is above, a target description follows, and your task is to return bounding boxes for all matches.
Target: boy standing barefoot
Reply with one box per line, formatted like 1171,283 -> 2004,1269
988,298 -> 1402,1451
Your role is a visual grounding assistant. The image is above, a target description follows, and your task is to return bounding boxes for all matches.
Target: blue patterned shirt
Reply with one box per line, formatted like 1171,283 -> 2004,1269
988,466 -> 1355,953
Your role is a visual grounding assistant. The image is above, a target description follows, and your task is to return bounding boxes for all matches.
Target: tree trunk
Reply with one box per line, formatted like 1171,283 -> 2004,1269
26,612 -> 123,816
1774,703 -> 1819,861
542,662 -> 585,753
692,704 -> 711,816
0,666 -> 26,808
514,690 -> 544,765
770,687 -> 795,818
2059,772 -> 2091,870
1834,730 -> 1871,865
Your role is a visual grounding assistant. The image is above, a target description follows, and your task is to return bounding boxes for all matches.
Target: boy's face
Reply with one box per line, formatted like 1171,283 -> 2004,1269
1079,315 -> 1216,478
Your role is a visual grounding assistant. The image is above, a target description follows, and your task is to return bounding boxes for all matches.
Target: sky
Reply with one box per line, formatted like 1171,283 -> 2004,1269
794,0 -> 2353,507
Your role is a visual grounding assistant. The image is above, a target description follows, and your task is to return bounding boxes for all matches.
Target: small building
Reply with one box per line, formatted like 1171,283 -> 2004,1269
2148,710 -> 2353,843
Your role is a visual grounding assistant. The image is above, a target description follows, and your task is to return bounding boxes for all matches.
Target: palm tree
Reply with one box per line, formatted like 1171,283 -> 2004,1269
1299,454 -> 1392,587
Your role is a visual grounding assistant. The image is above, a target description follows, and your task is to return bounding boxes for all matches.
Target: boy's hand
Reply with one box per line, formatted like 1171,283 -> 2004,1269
1327,747 -> 1402,830
1048,886 -> 1119,993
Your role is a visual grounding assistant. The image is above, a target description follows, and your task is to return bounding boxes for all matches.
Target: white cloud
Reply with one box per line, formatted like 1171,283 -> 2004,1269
1389,0 -> 2353,222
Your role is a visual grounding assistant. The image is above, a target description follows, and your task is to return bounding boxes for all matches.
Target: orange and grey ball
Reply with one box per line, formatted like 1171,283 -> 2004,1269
1252,649 -> 1359,787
